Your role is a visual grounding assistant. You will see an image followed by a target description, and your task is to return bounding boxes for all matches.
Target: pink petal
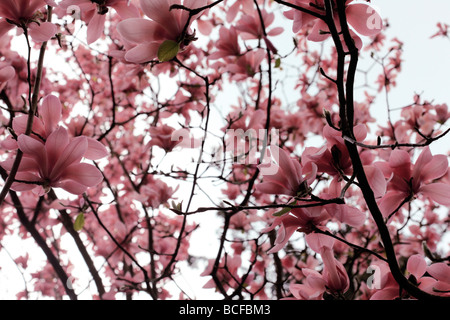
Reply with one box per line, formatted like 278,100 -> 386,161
1,156 -> 39,173
1,135 -> 18,150
419,183 -> 450,206
124,42 -> 160,64
255,181 -> 293,196
17,134 -> 48,176
61,163 -> 103,187
87,12 -> 106,44
0,65 -> 15,82
28,21 -> 56,43
50,136 -> 88,181
54,180 -> 88,195
389,149 -> 412,179
326,203 -> 366,227
13,115 -> 45,138
427,263 -> 450,283
346,3 -> 382,36
377,190 -> 408,217
419,154 -> 448,182
111,1 -> 140,19
0,19 -> 14,38
407,254 -> 427,279
45,127 -> 69,172
305,232 -> 334,254
117,18 -> 160,44
364,165 -> 387,198
370,287 -> 399,300
84,137 -> 108,160
139,0 -> 182,36
39,94 -> 62,136
268,27 -> 284,37
10,172 -> 42,192
307,19 -> 330,42
271,146 -> 301,192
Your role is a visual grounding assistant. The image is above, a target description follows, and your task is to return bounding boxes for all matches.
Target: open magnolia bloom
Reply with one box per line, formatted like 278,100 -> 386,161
376,146 -> 450,217
256,145 -> 317,197
8,128 -> 104,195
1,95 -> 108,195
117,0 -> 207,63
0,0 -> 57,42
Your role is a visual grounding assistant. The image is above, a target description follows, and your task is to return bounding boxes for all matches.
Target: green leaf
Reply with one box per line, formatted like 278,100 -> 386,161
275,58 -> 281,68
273,206 -> 291,217
74,213 -> 85,232
273,200 -> 297,217
157,40 -> 180,62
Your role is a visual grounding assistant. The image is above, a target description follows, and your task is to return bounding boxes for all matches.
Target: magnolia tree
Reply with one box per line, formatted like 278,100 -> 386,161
0,0 -> 449,300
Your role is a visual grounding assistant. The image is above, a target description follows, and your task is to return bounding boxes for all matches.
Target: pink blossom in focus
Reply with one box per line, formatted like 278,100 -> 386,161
0,0 -> 57,42
256,145 -> 317,197
1,95 -> 107,195
376,147 -> 450,217
117,0 -> 207,63
8,127 -> 104,195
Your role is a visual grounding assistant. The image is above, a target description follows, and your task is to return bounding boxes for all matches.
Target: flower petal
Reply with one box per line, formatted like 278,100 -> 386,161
124,42 -> 160,64
50,136 -> 88,181
117,18 -> 160,44
54,180 -> 88,195
407,254 -> 427,279
419,183 -> 450,206
346,3 -> 382,36
84,137 -> 108,160
87,12 -> 106,44
17,134 -> 48,176
61,163 -> 103,187
28,21 -> 56,43
427,263 -> 450,284
39,94 -> 62,136
45,127 -> 69,172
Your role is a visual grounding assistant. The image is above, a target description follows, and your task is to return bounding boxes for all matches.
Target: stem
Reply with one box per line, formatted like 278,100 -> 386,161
48,190 -> 106,299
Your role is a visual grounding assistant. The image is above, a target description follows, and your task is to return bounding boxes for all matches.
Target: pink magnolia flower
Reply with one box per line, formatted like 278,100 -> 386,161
2,95 -> 108,160
1,95 -> 108,195
224,48 -> 266,81
306,233 -> 349,293
262,206 -> 330,254
283,0 -> 382,49
376,147 -> 450,217
370,255 -> 450,299
303,124 -> 387,198
208,26 -> 241,60
256,145 -> 317,197
59,0 -> 139,44
147,125 -> 200,152
235,8 -> 283,53
288,269 -> 327,300
288,234 -> 349,299
0,0 -> 57,42
430,22 -> 449,39
8,127 -> 104,195
117,0 -> 207,63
